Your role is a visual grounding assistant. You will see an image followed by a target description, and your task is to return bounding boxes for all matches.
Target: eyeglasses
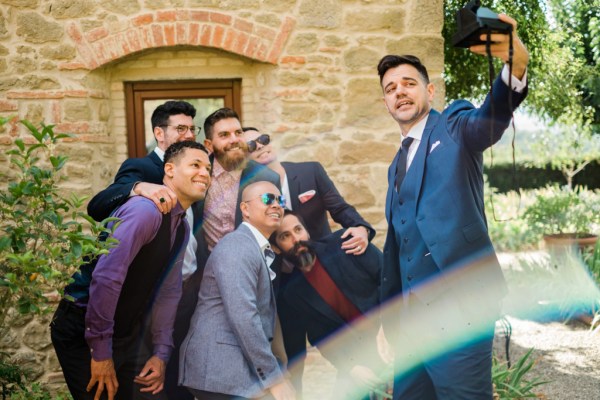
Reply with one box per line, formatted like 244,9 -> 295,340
246,134 -> 271,153
243,193 -> 286,207
160,125 -> 200,136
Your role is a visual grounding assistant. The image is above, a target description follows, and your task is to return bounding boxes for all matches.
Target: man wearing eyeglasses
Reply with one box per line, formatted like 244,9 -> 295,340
242,127 -> 375,393
179,181 -> 295,400
88,100 -> 201,221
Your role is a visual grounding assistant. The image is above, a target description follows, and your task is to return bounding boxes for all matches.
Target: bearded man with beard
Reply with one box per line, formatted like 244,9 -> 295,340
269,209 -> 385,399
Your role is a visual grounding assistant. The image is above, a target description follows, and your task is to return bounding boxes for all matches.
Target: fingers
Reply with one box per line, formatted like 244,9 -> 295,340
341,227 -> 368,256
498,13 -> 517,29
135,183 -> 178,214
151,187 -> 177,214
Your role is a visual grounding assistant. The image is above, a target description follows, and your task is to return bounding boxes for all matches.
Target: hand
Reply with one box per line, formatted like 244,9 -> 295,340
133,182 -> 178,214
268,379 -> 296,400
349,365 -> 384,391
133,356 -> 166,395
341,226 -> 369,256
87,358 -> 119,400
469,14 -> 529,79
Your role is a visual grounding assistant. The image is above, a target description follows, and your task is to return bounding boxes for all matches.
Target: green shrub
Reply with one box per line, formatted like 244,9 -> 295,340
492,348 -> 547,399
0,118 -> 117,398
523,185 -> 600,238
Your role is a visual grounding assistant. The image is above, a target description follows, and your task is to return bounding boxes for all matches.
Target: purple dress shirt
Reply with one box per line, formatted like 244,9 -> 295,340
85,196 -> 189,362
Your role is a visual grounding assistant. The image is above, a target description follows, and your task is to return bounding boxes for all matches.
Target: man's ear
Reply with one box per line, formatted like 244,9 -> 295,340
240,201 -> 249,220
154,126 -> 165,145
164,161 -> 174,178
204,138 -> 213,154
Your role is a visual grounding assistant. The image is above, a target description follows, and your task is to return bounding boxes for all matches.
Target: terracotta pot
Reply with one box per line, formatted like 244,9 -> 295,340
543,233 -> 598,250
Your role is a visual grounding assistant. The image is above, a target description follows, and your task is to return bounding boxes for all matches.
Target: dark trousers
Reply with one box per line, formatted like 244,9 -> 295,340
391,294 -> 496,400
50,299 -> 166,400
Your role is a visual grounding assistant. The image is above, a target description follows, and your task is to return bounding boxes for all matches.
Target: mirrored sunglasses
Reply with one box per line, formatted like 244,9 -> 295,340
249,192 -> 285,207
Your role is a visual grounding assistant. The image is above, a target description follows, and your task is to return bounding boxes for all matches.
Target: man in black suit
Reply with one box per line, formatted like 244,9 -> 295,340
87,105 -> 279,399
88,100 -> 199,222
270,209 -> 385,399
242,128 -> 374,248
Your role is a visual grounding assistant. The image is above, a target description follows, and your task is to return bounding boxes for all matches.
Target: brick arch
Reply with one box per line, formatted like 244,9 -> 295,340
61,10 -> 295,70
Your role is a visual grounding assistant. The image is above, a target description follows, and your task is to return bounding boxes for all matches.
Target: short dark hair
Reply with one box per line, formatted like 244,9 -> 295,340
203,107 -> 240,140
164,140 -> 208,164
151,101 -> 197,130
377,54 -> 430,84
242,126 -> 259,132
268,209 -> 307,246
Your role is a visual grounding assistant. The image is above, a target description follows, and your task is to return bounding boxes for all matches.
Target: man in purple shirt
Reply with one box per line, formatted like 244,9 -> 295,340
51,141 -> 211,400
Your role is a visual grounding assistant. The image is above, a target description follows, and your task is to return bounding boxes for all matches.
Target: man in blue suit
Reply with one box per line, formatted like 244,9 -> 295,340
378,14 -> 530,400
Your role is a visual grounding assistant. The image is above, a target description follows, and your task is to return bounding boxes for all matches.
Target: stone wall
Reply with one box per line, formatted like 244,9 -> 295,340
0,0 -> 444,389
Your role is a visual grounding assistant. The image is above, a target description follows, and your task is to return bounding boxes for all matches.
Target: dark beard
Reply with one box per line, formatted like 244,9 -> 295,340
282,240 -> 316,271
213,143 -> 248,171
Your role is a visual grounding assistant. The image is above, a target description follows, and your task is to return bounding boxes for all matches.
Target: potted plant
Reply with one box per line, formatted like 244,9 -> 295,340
523,185 -> 600,249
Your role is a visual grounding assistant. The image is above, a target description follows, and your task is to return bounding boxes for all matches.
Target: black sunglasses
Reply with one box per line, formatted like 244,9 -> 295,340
246,134 -> 270,153
243,193 -> 286,207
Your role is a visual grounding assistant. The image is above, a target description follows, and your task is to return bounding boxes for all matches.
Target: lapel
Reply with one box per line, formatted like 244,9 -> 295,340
293,273 -> 346,326
410,110 -> 440,204
239,224 -> 276,309
385,152 -> 401,221
282,162 -> 301,210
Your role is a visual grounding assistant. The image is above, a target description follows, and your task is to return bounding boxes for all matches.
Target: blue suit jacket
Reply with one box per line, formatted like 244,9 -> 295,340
381,76 -> 526,309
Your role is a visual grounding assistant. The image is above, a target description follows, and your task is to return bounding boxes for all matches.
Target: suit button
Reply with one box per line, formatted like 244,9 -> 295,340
401,219 -> 406,224
407,275 -> 413,281
403,237 -> 408,243
407,256 -> 412,262
399,201 -> 404,206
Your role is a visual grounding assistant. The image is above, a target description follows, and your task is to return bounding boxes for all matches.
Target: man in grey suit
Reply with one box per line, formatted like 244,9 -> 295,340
179,181 -> 296,400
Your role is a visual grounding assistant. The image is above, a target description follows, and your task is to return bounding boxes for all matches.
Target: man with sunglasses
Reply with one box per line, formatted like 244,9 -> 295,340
242,127 -> 374,392
179,181 -> 295,400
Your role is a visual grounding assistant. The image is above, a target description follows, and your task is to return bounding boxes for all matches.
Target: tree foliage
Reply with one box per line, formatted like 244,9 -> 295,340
443,0 -> 600,133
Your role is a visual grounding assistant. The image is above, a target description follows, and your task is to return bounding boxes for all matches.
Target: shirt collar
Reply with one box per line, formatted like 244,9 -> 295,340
171,201 -> 187,220
211,158 -> 242,179
242,221 -> 270,249
154,146 -> 165,162
405,113 -> 430,142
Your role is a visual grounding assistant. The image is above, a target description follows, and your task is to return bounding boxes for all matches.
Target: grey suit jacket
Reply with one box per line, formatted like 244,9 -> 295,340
178,224 -> 283,397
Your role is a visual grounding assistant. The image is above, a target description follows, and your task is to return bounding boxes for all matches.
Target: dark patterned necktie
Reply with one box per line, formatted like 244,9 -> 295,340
264,246 -> 275,260
395,137 -> 414,192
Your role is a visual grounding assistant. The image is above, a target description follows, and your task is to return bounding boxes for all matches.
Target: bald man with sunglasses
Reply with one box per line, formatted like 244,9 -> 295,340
179,181 -> 295,400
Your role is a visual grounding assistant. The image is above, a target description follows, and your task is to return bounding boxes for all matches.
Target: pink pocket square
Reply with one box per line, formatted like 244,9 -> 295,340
298,190 -> 316,204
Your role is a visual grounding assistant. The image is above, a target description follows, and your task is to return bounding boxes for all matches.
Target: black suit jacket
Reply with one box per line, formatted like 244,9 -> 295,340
280,230 -> 382,370
88,152 -> 164,222
282,161 -> 375,241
